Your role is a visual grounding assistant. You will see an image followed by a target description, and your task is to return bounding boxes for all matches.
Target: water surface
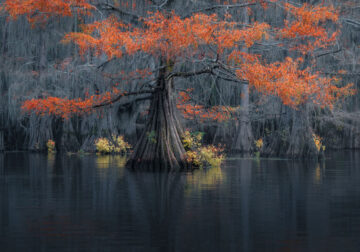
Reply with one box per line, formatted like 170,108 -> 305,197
0,152 -> 360,251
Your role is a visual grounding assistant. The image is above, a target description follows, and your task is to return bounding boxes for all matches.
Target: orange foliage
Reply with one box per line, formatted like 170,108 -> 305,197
3,0 -> 94,25
21,88 -> 124,119
177,103 -> 235,122
236,55 -> 355,108
3,0 -> 356,118
279,3 -> 339,53
62,12 -> 269,59
177,91 -> 236,122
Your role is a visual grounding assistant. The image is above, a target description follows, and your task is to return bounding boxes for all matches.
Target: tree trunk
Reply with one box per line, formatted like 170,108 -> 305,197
0,130 -> 4,151
1,22 -> 8,55
262,106 -> 321,159
231,7 -> 253,154
127,67 -> 188,171
286,106 -> 319,159
52,117 -> 63,152
232,84 -> 253,153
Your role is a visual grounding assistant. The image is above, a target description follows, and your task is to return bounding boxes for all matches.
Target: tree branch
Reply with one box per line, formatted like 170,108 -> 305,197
183,3 -> 256,18
93,89 -> 154,109
315,47 -> 342,58
166,65 -> 219,80
321,71 -> 360,76
117,95 -> 153,110
97,58 -> 115,69
96,3 -> 140,20
215,74 -> 248,85
342,18 -> 360,27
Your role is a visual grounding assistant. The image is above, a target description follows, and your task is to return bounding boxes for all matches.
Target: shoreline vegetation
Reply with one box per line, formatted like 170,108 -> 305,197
2,133 -> 353,166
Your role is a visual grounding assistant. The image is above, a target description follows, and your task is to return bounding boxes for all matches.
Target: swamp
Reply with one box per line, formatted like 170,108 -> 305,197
0,0 -> 360,251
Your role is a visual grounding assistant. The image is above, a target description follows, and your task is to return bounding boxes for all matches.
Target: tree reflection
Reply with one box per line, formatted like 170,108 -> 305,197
125,170 -> 186,251
1,153 -> 360,251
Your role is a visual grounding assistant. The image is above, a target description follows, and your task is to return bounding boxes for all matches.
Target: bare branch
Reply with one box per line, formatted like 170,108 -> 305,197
166,65 -> 219,80
215,74 -> 248,85
93,89 -> 154,109
97,58 -> 115,69
315,47 -> 342,58
116,95 -> 152,110
96,3 -> 140,20
183,3 -> 256,18
342,18 -> 360,27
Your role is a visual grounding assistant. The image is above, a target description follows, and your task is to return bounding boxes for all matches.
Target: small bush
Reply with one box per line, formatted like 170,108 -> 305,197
95,135 -> 131,154
254,138 -> 263,158
182,130 -> 203,149
312,133 -> 325,152
182,131 -> 224,168
255,138 -> 263,149
46,139 -> 56,153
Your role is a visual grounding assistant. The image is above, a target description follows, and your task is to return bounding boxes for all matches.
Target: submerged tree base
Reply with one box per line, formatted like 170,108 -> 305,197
126,67 -> 190,171
262,107 -> 324,159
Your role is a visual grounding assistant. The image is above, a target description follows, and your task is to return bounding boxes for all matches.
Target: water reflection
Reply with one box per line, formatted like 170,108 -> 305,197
0,152 -> 360,251
95,155 -> 127,169
186,166 -> 224,192
125,171 -> 185,251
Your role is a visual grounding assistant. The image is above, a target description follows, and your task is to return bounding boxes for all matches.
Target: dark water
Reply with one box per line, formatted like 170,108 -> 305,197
0,152 -> 360,251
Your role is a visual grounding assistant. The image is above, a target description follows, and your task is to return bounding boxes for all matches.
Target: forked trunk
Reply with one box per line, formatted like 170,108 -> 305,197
127,67 -> 188,171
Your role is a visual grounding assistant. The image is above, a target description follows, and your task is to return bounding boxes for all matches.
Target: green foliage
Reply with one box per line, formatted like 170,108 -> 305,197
280,129 -> 289,142
146,130 -> 157,144
182,131 -> 204,150
182,130 -> 224,168
265,128 -> 271,136
95,135 -> 131,154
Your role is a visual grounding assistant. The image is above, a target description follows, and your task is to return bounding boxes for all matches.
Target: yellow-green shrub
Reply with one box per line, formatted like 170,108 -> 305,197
199,146 -> 224,167
46,139 -> 56,153
255,138 -> 263,150
95,135 -> 131,154
254,138 -> 263,158
182,131 -> 203,150
182,131 -> 224,168
312,133 -> 325,152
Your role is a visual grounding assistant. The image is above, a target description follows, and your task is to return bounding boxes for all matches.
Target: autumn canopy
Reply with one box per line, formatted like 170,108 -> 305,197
2,0 -> 353,118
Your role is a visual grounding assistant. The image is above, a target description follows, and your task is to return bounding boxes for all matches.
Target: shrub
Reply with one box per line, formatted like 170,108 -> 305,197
46,139 -> 56,153
182,131 -> 224,168
182,130 -> 203,149
95,135 -> 131,154
312,133 -> 325,152
254,138 -> 263,158
255,138 -> 263,149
